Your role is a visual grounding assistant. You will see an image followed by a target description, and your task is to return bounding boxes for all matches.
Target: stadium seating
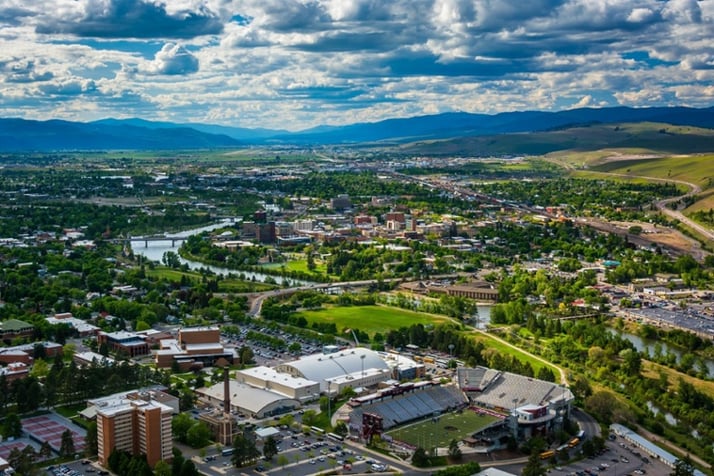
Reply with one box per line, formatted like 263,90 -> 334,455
350,385 -> 467,431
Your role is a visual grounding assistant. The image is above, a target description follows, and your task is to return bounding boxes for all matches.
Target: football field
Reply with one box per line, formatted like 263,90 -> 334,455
386,410 -> 499,449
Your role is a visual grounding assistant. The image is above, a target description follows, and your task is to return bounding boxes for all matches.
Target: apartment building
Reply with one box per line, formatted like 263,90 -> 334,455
95,392 -> 173,468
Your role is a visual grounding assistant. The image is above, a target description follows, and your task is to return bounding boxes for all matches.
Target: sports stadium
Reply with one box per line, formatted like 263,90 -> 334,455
344,365 -> 574,453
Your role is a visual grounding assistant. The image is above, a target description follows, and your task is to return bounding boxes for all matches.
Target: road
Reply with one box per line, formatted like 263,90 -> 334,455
595,171 -> 714,245
244,275 -> 462,317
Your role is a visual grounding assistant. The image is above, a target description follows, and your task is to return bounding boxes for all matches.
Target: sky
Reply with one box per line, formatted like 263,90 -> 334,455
0,0 -> 713,131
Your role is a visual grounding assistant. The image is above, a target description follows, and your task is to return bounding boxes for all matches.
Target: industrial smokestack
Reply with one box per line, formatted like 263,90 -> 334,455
223,366 -> 230,415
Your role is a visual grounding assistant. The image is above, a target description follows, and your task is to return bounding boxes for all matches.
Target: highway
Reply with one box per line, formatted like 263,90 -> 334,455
589,172 -> 714,247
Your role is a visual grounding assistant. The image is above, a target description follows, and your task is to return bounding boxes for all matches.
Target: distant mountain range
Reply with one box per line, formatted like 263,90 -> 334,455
0,106 -> 713,152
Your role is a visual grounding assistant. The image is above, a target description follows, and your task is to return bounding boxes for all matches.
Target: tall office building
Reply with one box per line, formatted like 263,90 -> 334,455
95,392 -> 173,468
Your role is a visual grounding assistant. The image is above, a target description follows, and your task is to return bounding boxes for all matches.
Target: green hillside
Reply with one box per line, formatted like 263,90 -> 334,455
400,122 -> 714,157
588,154 -> 714,189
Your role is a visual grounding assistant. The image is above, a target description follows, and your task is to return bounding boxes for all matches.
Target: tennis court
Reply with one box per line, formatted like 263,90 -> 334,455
0,440 -> 28,460
22,415 -> 85,453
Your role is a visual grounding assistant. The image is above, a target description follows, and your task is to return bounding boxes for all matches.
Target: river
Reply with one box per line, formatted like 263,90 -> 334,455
474,305 -> 492,329
608,328 -> 714,376
129,220 -> 313,286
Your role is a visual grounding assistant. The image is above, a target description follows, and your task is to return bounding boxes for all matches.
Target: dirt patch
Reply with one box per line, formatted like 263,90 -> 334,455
443,426 -> 458,432
584,218 -> 708,261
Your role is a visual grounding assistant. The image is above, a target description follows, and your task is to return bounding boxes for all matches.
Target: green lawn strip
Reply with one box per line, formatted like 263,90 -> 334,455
218,279 -> 276,293
470,331 -> 558,375
261,260 -> 330,278
295,305 -> 449,338
146,267 -> 201,281
386,411 -> 498,449
54,403 -> 85,419
146,266 -> 277,292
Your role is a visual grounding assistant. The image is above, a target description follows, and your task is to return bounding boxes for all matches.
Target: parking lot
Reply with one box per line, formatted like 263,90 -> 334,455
499,434 -> 673,476
554,436 -> 672,476
46,460 -> 107,476
191,430 -> 392,476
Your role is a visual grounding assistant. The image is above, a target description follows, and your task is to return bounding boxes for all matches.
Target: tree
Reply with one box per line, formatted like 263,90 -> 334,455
340,386 -> 357,399
59,428 -> 76,457
301,409 -> 317,426
619,348 -> 641,375
333,421 -> 348,438
522,451 -> 547,476
571,375 -> 592,402
2,412 -> 22,439
671,456 -> 695,476
7,446 -> 39,476
171,448 -> 186,476
319,396 -> 330,413
153,460 -> 172,476
186,421 -> 212,448
39,441 -> 53,460
412,447 -> 429,467
29,358 -> 50,379
179,459 -> 201,476
448,439 -> 462,461
172,412 -> 194,443
585,390 -> 633,425
263,435 -> 278,461
232,432 -> 259,467
63,343 -> 77,360
162,251 -> 181,268
179,390 -> 195,412
85,420 -> 98,456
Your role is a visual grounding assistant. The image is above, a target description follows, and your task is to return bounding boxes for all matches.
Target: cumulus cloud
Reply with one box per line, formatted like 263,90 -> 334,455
0,5 -> 36,26
147,43 -> 199,75
0,0 -> 711,129
39,78 -> 97,95
627,7 -> 656,24
2,59 -> 54,83
662,0 -> 703,23
36,0 -> 224,39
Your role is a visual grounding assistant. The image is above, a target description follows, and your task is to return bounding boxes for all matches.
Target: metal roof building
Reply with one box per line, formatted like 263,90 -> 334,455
610,423 -> 706,476
197,380 -> 300,418
275,347 -> 390,392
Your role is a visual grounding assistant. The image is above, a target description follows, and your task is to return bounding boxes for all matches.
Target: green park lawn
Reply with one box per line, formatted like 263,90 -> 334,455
386,410 -> 499,449
295,305 -> 449,338
262,259 -> 328,275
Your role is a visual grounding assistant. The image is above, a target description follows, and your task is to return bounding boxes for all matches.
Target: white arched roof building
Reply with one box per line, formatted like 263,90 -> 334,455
197,381 -> 300,419
275,348 -> 392,394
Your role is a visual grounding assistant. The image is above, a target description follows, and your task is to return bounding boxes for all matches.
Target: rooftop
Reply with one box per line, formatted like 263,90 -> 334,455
0,318 -> 33,332
238,366 -> 318,389
459,366 -> 573,410
199,380 -> 299,414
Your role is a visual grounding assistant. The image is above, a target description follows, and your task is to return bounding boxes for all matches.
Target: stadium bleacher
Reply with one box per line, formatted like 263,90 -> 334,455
350,385 -> 467,431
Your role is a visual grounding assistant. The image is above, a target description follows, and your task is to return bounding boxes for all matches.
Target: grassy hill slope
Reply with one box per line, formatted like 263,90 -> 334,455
400,122 -> 714,156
